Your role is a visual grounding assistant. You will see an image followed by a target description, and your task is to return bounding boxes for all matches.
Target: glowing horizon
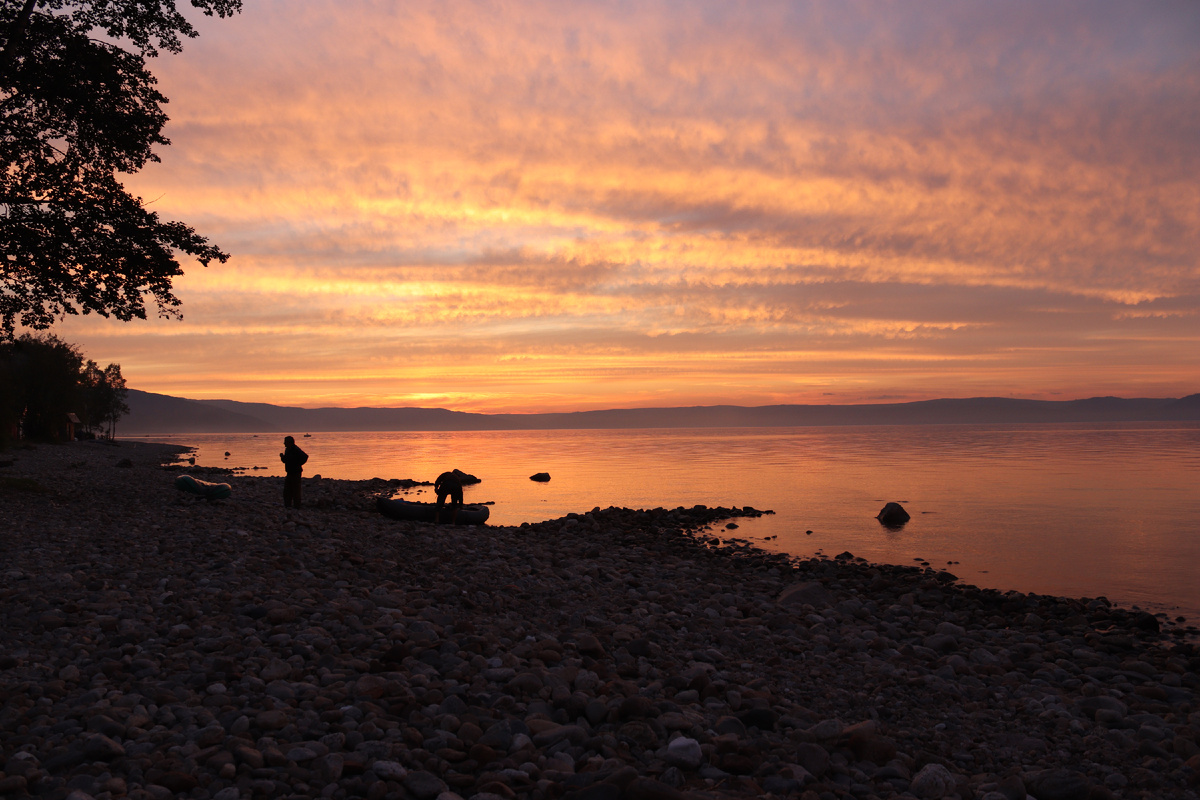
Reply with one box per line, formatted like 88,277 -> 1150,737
48,1 -> 1200,413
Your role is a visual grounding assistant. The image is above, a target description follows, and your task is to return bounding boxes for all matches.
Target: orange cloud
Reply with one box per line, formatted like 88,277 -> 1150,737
48,1 -> 1200,410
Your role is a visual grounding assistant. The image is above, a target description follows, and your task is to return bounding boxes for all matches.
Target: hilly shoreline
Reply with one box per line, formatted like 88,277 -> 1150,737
122,391 -> 1200,435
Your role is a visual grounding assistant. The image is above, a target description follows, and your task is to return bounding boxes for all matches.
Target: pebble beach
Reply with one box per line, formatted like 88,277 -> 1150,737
1,440 -> 1198,800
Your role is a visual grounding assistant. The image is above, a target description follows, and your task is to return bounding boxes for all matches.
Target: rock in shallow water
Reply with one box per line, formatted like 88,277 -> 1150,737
876,501 -> 911,526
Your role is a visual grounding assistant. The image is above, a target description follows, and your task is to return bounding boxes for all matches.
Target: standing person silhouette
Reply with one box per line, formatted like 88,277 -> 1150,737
280,435 -> 308,508
434,470 -> 463,524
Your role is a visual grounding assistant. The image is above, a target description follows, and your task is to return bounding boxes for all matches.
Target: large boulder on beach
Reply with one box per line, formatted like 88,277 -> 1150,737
665,737 -> 703,769
530,472 -> 551,482
1075,696 -> 1127,721
876,502 -> 910,527
403,770 -> 448,799
910,762 -> 956,798
1022,768 -> 1093,800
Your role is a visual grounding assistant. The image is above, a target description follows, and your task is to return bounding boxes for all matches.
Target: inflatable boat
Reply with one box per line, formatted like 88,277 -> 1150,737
174,474 -> 232,500
376,496 -> 490,525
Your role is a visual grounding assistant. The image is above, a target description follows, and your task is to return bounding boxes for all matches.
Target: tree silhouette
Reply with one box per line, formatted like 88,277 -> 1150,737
0,333 -> 131,442
0,331 -> 82,440
1,0 -> 242,337
80,358 -> 129,438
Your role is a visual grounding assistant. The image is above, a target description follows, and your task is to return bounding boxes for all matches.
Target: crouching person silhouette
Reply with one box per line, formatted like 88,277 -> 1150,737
434,470 -> 463,524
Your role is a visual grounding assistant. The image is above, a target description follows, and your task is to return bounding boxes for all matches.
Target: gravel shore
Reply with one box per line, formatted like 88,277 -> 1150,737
1,440 -> 1198,800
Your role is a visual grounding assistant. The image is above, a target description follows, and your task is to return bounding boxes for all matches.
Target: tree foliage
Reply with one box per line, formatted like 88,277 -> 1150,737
1,0 -> 241,337
0,330 -> 81,440
80,357 -> 128,437
0,331 -> 128,442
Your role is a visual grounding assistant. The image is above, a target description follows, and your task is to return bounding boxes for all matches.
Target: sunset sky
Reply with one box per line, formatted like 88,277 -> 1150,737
54,0 -> 1200,412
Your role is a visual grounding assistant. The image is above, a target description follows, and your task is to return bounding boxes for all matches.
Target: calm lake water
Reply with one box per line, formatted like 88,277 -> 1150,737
140,423 -> 1200,625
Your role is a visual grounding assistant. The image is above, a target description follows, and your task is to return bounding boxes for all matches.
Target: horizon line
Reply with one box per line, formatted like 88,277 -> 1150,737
132,388 -> 1198,414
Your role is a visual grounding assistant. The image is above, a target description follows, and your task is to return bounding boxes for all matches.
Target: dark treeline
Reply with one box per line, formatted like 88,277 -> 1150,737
0,333 -> 129,445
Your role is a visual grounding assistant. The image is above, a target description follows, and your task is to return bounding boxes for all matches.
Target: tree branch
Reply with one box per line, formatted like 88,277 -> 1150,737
0,0 -> 39,80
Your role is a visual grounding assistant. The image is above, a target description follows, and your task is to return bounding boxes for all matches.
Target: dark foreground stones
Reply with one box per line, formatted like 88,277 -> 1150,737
0,442 -> 1198,800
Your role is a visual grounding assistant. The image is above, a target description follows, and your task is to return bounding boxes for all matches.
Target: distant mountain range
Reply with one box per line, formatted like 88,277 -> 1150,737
120,390 -> 1200,434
